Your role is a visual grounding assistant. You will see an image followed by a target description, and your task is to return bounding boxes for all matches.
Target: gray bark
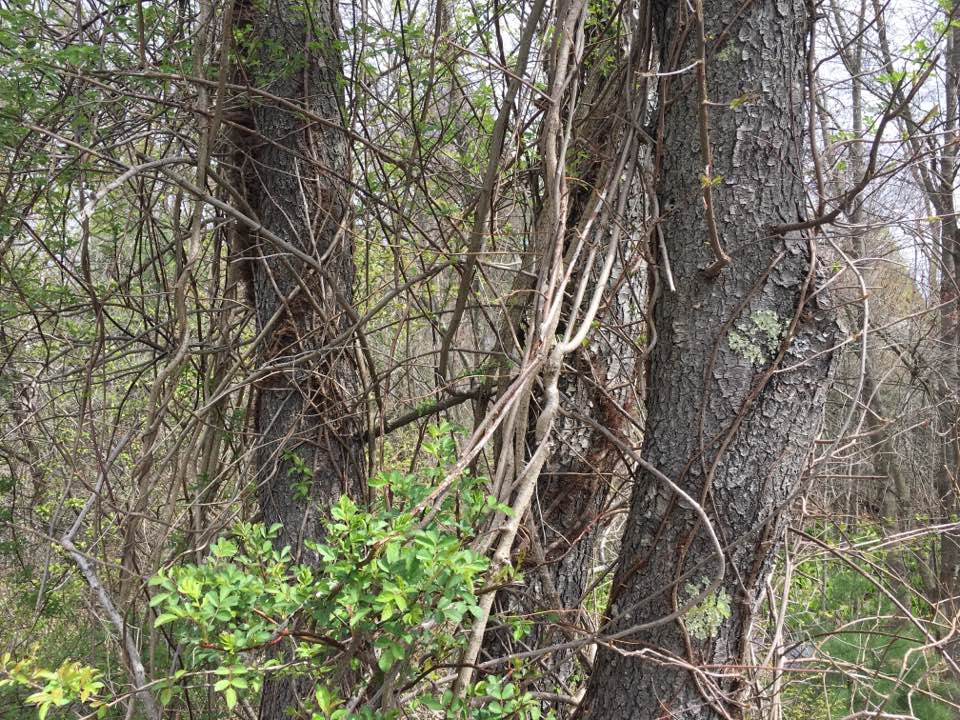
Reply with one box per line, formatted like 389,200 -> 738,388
538,143 -> 647,624
485,223 -> 644,699
936,17 -> 960,625
234,0 -> 363,717
243,0 -> 363,554
540,258 -> 644,609
578,1 -> 839,717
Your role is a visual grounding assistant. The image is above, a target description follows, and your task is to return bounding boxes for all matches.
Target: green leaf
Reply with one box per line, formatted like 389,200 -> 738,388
154,613 -> 178,627
212,538 -> 238,558
224,686 -> 238,710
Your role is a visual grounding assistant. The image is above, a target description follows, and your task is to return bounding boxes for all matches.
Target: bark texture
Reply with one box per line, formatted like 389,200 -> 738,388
578,1 -> 839,717
539,251 -> 644,611
235,0 -> 363,717
538,126 -> 647,624
243,0 -> 363,555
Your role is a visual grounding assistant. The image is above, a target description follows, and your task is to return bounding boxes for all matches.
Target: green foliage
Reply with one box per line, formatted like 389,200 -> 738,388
699,173 -> 724,188
285,451 -> 315,501
0,655 -> 105,720
147,423 -> 544,719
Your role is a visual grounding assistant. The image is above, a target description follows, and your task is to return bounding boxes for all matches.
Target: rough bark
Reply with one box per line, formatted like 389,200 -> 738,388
539,247 -> 644,611
484,214 -> 645,699
538,137 -> 647,627
578,1 -> 839,718
234,0 -> 363,717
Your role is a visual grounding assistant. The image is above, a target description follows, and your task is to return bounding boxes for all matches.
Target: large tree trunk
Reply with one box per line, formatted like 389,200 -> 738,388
578,1 -> 838,718
235,0 -> 363,716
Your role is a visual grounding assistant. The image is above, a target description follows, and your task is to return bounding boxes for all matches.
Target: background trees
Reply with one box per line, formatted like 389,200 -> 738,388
1,0 -> 960,718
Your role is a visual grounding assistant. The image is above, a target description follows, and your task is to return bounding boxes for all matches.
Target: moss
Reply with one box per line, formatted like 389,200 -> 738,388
684,578 -> 732,641
716,42 -> 738,63
728,309 -> 785,366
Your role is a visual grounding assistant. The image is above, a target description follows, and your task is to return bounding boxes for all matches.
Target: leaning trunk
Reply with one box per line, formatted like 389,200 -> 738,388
579,0 -> 838,717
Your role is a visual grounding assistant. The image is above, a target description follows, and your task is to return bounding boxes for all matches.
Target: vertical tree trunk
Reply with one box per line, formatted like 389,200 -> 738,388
936,18 -> 960,627
485,204 -> 645,697
235,0 -> 363,716
538,251 -> 644,611
578,1 -> 838,718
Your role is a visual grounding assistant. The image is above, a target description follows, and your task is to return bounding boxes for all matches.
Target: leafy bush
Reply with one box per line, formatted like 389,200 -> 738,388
0,424 -> 549,719
147,423 -> 549,719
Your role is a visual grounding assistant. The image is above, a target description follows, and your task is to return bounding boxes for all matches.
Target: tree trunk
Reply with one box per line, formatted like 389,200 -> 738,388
485,213 -> 645,698
936,18 -> 960,631
578,1 -> 838,717
539,260 -> 644,610
537,138 -> 647,632
235,0 -> 363,717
